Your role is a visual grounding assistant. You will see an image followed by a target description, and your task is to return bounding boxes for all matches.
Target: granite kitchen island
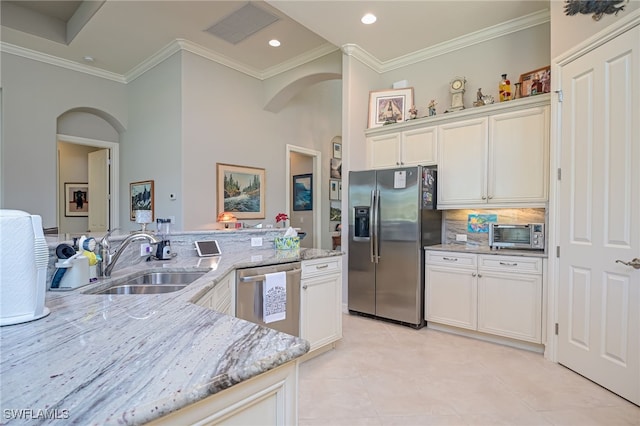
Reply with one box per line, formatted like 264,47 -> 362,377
0,237 -> 340,425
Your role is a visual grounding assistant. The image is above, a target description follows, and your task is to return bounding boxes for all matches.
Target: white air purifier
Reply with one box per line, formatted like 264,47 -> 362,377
0,209 -> 50,326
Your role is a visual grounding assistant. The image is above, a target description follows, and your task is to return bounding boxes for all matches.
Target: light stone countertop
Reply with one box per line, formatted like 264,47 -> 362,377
0,246 -> 342,425
425,244 -> 548,258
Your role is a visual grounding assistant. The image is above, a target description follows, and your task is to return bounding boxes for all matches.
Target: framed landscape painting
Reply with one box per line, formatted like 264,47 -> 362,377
130,180 -> 154,221
217,163 -> 265,219
293,174 -> 312,211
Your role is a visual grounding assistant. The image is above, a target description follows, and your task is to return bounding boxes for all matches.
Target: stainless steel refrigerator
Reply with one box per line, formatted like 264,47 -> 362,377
348,166 -> 442,328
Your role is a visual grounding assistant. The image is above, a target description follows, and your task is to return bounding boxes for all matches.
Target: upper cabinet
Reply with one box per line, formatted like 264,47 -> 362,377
365,95 -> 550,209
366,125 -> 437,169
438,105 -> 550,208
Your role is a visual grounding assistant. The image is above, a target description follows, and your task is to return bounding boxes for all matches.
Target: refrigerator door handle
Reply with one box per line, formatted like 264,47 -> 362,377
369,189 -> 375,263
373,189 -> 380,263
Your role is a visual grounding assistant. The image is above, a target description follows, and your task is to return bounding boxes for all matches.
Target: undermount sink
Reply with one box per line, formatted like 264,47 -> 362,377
90,271 -> 207,295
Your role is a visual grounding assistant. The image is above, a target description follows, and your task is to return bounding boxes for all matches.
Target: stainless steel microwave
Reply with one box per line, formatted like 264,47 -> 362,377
489,223 -> 545,250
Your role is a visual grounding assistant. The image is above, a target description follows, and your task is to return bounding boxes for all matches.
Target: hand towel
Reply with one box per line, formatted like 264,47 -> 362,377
263,271 -> 286,324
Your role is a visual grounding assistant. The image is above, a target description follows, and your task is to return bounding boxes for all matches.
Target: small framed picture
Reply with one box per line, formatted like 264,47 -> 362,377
293,174 -> 313,211
332,137 -> 342,159
368,87 -> 414,128
518,66 -> 551,97
130,180 -> 154,221
64,183 -> 89,217
330,179 -> 341,201
330,158 -> 342,179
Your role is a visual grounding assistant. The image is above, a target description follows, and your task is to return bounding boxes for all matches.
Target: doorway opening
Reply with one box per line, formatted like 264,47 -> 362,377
56,134 -> 120,234
286,145 -> 322,249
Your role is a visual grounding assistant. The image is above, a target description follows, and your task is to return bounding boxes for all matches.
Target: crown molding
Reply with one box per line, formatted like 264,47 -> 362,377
0,42 -> 126,83
260,43 -> 340,80
344,8 -> 550,74
127,39 -> 339,82
2,8 -> 549,83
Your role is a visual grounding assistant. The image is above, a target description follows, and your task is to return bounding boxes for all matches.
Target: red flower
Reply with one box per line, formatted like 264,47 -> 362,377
275,213 -> 289,223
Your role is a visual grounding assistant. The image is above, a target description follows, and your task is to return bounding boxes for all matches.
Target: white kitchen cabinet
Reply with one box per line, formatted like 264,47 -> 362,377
437,105 -> 549,209
425,250 -> 543,344
437,117 -> 488,206
425,251 -> 478,330
367,125 -> 437,169
149,361 -> 297,426
300,257 -> 342,352
488,106 -> 549,204
195,270 -> 235,316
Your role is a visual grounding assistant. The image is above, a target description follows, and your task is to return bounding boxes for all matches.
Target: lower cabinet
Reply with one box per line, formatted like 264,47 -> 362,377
195,257 -> 343,354
301,257 -> 343,352
425,250 -> 543,344
148,361 -> 297,426
195,270 -> 234,316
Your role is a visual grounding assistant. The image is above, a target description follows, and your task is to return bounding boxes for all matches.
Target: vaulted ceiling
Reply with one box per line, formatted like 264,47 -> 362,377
0,1 -> 550,80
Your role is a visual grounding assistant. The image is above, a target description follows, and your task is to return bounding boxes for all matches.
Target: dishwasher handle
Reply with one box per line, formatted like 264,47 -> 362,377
239,268 -> 302,283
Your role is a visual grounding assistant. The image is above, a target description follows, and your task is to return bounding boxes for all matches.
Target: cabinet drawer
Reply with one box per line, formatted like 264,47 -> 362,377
302,257 -> 341,279
478,255 -> 542,274
425,251 -> 477,268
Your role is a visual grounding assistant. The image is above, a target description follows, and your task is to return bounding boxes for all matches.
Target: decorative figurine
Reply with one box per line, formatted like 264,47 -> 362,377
499,73 -> 512,102
447,77 -> 465,112
473,88 -> 495,107
428,100 -> 437,116
409,105 -> 418,119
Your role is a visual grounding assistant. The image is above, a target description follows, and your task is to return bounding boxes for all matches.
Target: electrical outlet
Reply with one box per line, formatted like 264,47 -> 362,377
251,237 -> 262,247
140,243 -> 151,256
456,234 -> 468,242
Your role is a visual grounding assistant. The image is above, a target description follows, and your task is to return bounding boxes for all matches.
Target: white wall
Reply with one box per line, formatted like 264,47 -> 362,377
380,24 -> 550,115
181,50 -> 342,248
0,53 -> 127,228
121,52 -> 182,230
550,0 -> 640,59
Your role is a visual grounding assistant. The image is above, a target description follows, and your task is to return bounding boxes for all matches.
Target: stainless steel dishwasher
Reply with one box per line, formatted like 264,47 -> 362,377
235,262 -> 302,336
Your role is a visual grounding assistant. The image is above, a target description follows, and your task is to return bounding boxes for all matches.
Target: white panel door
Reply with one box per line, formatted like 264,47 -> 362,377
558,25 -> 639,405
88,149 -> 109,232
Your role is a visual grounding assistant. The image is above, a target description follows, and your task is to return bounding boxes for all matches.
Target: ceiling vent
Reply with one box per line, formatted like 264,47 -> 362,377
205,2 -> 279,45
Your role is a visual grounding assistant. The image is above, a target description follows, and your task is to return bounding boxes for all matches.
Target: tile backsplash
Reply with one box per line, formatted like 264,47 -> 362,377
443,208 -> 546,246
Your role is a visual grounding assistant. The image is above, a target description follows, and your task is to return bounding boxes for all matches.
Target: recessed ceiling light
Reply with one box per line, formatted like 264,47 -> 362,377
361,13 -> 376,25
82,56 -> 94,63
269,39 -> 281,47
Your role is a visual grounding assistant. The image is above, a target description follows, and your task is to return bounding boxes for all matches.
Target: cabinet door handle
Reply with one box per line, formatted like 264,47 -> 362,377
478,274 -> 482,278
443,257 -> 458,262
499,261 -> 518,266
481,195 -> 487,200
315,264 -> 329,269
472,272 -> 477,277
302,285 -> 308,290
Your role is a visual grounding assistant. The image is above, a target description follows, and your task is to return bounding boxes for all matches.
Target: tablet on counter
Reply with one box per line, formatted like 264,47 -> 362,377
195,240 -> 222,257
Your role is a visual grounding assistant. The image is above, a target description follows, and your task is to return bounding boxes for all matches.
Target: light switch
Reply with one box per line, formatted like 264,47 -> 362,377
456,234 -> 468,242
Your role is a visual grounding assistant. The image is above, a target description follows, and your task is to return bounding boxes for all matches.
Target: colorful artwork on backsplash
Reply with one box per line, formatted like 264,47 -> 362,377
467,214 -> 497,233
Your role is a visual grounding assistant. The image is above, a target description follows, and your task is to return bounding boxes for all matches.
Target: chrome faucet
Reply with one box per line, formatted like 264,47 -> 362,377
100,230 -> 160,278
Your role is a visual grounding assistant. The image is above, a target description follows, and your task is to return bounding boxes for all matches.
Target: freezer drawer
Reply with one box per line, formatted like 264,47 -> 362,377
235,262 -> 301,337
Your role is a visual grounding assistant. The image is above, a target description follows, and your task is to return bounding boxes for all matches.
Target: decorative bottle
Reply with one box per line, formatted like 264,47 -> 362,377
499,74 -> 511,102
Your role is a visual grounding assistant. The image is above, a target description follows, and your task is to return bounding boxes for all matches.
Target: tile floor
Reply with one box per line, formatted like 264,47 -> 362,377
298,314 -> 640,426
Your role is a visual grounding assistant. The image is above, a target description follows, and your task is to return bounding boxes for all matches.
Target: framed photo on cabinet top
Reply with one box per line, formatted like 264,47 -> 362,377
368,87 -> 414,128
518,66 -> 551,97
